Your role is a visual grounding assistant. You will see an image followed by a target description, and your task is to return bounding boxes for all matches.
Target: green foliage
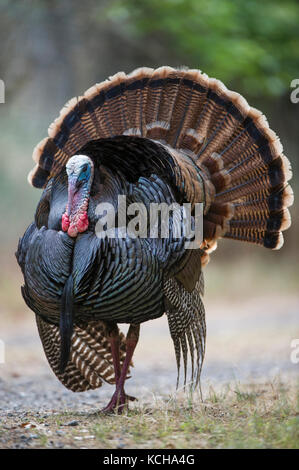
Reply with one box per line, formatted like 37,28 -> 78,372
106,0 -> 299,97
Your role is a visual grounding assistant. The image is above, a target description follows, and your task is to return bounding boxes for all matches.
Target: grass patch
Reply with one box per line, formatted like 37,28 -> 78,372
88,381 -> 299,449
1,380 -> 298,449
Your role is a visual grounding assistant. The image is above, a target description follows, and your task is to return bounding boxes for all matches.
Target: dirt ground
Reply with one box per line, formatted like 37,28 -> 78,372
0,291 -> 298,448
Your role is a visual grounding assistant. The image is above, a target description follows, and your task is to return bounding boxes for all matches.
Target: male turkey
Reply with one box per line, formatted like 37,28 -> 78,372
16,67 -> 293,413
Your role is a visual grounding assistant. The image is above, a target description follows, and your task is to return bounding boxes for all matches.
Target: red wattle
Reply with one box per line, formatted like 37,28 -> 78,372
77,212 -> 89,233
61,213 -> 70,232
62,207 -> 89,238
68,224 -> 78,238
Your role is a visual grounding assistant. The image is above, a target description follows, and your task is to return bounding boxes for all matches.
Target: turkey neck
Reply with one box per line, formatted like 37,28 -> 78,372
64,171 -> 93,237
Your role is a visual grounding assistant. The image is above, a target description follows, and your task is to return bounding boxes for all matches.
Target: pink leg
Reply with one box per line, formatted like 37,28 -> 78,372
109,327 -> 121,384
102,324 -> 140,414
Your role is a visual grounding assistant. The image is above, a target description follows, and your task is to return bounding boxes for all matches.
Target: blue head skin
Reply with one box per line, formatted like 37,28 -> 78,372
62,155 -> 94,237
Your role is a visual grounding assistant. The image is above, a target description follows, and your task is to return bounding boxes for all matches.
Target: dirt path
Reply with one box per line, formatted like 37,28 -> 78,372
0,294 -> 298,448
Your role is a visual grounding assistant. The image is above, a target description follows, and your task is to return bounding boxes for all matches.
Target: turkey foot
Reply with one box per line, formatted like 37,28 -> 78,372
101,389 -> 136,414
101,323 -> 140,414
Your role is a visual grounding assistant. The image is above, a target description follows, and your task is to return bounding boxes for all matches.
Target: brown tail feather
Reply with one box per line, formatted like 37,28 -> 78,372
28,66 -> 293,252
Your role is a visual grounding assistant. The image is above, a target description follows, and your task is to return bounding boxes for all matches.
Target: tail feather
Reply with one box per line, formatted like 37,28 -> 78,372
36,315 -> 132,392
28,66 -> 292,252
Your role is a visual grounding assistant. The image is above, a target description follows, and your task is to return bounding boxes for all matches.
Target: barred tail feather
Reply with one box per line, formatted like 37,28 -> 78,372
36,315 -> 131,392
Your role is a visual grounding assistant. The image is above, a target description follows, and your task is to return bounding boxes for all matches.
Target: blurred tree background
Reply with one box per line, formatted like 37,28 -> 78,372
0,0 -> 298,297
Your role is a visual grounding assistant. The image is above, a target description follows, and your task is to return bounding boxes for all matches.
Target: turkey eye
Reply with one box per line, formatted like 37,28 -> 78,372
81,164 -> 88,173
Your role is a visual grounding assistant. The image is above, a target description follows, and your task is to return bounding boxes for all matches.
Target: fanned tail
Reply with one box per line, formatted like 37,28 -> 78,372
28,66 -> 292,254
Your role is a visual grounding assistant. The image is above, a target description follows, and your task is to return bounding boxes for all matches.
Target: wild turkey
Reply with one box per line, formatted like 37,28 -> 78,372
16,67 -> 293,413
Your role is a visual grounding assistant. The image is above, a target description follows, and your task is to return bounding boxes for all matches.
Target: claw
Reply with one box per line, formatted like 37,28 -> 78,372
101,390 -> 137,414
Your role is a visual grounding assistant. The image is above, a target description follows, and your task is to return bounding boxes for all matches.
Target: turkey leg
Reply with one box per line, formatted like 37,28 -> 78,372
102,324 -> 140,414
105,323 -> 121,383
